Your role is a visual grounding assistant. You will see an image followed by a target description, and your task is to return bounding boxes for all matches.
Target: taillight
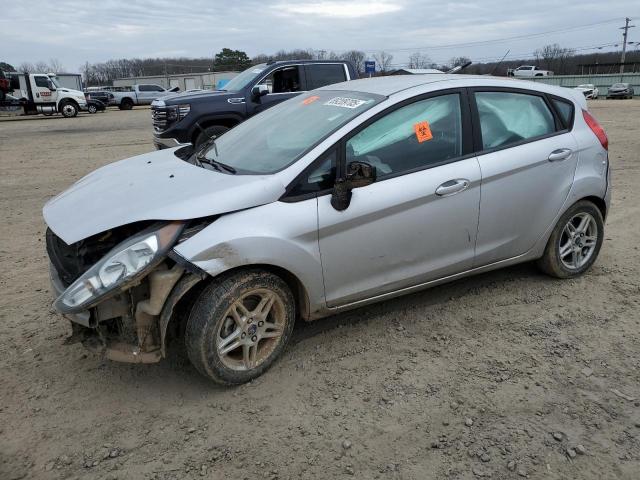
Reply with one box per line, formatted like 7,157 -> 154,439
582,109 -> 608,151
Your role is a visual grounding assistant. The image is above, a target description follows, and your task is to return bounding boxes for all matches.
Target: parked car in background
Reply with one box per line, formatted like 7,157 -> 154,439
44,75 -> 610,385
507,65 -> 554,77
151,60 -> 358,149
574,84 -> 599,99
86,90 -> 115,106
607,83 -> 634,99
86,98 -> 106,114
112,84 -> 176,110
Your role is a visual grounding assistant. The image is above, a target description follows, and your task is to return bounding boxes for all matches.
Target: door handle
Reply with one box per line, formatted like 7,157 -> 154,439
548,148 -> 573,162
435,179 -> 470,196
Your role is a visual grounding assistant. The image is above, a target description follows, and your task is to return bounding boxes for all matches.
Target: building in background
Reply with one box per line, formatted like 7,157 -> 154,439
113,71 -> 238,91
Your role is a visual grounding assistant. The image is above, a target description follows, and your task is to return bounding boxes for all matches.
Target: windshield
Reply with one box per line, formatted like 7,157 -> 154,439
220,64 -> 267,92
201,90 -> 385,174
612,83 -> 627,88
577,84 -> 593,88
49,77 -> 61,88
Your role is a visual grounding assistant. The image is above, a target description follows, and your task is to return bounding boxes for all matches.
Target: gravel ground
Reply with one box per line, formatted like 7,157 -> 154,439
0,101 -> 639,480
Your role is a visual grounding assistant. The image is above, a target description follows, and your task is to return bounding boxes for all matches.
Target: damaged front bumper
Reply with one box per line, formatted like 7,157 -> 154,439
50,260 -> 196,364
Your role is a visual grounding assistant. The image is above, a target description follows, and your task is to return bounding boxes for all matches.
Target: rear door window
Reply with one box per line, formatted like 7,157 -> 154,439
474,91 -> 556,150
305,64 -> 347,90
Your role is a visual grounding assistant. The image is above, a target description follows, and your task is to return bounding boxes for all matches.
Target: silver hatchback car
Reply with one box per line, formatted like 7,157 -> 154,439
44,75 -> 611,384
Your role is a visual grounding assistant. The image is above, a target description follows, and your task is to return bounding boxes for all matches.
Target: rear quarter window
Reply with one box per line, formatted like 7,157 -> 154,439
305,64 -> 347,90
551,98 -> 574,130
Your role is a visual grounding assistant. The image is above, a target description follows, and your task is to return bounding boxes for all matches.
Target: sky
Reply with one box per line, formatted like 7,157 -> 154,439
1,0 -> 638,72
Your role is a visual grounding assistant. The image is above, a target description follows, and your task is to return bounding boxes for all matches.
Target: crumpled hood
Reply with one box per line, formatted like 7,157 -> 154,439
43,148 -> 286,244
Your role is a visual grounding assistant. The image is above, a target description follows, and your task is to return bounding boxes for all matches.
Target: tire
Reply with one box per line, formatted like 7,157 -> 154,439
59,101 -> 78,118
87,104 -> 97,114
537,200 -> 604,279
119,98 -> 134,110
194,125 -> 229,149
185,269 -> 296,385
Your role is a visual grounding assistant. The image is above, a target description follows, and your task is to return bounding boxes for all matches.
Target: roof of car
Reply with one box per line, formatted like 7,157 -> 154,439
318,74 -> 581,102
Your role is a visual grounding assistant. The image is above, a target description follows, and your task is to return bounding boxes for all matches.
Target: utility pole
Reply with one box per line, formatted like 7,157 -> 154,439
620,17 -> 635,74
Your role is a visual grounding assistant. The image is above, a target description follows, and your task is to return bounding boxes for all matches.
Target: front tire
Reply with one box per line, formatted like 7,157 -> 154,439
194,125 -> 229,149
59,101 -> 78,118
185,270 -> 296,385
87,104 -> 97,114
537,200 -> 604,278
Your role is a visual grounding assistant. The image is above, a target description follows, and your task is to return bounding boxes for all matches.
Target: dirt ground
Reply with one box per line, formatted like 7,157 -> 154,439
0,101 -> 639,480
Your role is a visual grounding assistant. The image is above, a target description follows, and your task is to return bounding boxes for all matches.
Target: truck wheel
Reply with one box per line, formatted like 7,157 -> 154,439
185,269 -> 296,385
59,101 -> 78,118
195,125 -> 229,149
119,98 -> 134,110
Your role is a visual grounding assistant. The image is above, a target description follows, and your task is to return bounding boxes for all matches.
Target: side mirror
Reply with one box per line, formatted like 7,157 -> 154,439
331,161 -> 376,211
251,84 -> 269,101
47,81 -> 56,91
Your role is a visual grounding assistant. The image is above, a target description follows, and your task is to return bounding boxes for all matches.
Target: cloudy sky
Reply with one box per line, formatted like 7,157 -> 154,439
1,1 -> 638,71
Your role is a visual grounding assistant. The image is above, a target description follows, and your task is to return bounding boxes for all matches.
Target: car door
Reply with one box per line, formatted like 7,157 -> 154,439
32,75 -> 54,104
249,65 -> 305,115
471,88 -> 579,266
316,91 -> 482,307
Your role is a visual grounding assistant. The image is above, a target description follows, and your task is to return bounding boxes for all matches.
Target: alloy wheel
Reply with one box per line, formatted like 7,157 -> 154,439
558,212 -> 598,270
216,288 -> 286,371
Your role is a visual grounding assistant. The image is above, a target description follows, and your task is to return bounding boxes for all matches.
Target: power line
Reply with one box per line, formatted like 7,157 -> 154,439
358,17 -> 625,54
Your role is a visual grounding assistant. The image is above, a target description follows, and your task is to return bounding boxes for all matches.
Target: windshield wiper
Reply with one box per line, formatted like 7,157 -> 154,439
198,156 -> 237,174
193,123 -> 236,174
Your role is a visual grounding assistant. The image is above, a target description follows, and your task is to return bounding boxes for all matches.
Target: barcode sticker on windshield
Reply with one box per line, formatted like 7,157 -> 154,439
324,97 -> 367,109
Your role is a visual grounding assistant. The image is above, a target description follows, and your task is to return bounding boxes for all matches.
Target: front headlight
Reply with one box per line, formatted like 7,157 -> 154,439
55,222 -> 183,313
166,104 -> 190,122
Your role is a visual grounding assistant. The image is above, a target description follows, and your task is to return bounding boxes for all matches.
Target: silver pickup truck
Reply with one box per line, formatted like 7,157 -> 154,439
112,84 -> 176,110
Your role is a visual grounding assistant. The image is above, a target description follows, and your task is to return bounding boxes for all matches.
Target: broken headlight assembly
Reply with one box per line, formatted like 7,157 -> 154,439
54,222 -> 184,314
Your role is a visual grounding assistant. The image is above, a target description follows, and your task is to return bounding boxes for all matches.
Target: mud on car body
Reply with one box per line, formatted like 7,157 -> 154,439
44,76 -> 611,385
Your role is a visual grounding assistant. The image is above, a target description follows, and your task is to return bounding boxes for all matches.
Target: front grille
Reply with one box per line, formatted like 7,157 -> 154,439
151,107 -> 169,132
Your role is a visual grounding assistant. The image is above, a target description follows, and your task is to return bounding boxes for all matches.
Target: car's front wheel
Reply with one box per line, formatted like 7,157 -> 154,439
537,200 -> 604,278
185,270 -> 295,385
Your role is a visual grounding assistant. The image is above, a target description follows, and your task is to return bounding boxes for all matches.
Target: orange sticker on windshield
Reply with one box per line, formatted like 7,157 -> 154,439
302,95 -> 320,105
414,121 -> 433,143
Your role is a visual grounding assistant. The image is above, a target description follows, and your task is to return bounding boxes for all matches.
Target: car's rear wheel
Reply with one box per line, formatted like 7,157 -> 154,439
185,270 -> 295,385
537,200 -> 604,278
119,98 -> 133,110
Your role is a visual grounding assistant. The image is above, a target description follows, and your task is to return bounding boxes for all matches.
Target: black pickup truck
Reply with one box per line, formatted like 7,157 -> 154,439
151,60 -> 358,149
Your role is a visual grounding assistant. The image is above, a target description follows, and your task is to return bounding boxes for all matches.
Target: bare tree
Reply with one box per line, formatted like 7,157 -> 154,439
534,44 -> 575,73
448,56 -> 471,69
18,62 -> 36,73
340,50 -> 366,73
373,51 -> 394,73
408,52 -> 431,69
48,58 -> 64,73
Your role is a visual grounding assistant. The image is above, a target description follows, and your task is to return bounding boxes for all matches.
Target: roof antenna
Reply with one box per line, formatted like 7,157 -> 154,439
490,50 -> 510,76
